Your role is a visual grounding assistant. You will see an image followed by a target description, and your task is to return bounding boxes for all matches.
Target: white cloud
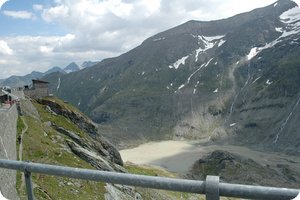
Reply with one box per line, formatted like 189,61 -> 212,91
0,59 -> 8,64
0,40 -> 13,55
39,46 -> 53,53
39,0 -> 279,54
33,4 -> 43,11
0,34 -> 116,79
1,0 -> 288,79
42,5 -> 69,22
0,0 -> 8,10
3,10 -> 35,19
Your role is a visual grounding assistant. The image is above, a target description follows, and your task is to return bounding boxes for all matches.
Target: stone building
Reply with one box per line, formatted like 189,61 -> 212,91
24,79 -> 49,98
0,91 -> 10,103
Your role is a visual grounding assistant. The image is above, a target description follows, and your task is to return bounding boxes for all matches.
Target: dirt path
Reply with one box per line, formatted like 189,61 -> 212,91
19,117 -> 28,161
18,117 -> 28,199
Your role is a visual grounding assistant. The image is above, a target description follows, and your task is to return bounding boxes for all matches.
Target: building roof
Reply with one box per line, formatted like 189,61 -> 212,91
32,79 -> 49,84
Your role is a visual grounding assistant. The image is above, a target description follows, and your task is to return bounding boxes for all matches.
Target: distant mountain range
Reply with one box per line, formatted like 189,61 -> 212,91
0,61 -> 99,87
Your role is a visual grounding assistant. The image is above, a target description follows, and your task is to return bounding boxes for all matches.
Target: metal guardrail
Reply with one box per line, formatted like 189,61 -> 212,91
0,159 -> 299,200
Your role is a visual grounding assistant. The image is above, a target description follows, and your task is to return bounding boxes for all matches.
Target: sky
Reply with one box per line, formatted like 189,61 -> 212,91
0,0 -> 298,79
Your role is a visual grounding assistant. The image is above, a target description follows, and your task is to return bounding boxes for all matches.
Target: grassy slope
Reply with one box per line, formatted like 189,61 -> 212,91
17,99 -> 106,200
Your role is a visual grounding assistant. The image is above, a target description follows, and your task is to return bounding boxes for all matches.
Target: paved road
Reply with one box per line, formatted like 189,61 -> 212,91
0,105 -> 20,200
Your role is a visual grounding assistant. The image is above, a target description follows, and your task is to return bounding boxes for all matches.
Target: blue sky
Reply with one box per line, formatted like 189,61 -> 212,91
0,0 -> 296,79
0,0 -> 65,35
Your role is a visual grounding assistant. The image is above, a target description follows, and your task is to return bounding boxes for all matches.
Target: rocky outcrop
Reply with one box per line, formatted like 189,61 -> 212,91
91,135 -> 123,166
188,150 -> 300,188
37,99 -> 97,135
104,184 -> 142,200
67,140 -> 124,172
52,124 -> 125,172
0,105 -> 20,200
53,125 -> 89,148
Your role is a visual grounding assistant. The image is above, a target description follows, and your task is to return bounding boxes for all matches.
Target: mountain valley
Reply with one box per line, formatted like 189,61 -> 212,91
1,0 -> 300,199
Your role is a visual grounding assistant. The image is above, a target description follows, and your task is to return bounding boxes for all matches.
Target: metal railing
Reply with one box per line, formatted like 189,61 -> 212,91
0,159 -> 299,200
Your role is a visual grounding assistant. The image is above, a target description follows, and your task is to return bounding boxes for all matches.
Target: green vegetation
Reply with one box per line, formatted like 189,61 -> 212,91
17,98 -> 106,200
125,162 -> 202,199
125,162 -> 177,178
16,116 -> 25,137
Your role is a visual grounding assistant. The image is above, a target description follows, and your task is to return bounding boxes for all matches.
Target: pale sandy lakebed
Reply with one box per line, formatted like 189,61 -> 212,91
120,140 -> 300,174
120,140 -> 212,174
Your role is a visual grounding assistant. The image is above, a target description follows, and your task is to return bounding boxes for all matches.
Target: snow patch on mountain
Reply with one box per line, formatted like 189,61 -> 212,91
178,84 -> 185,90
195,35 -> 225,62
247,47 -> 260,60
251,76 -> 261,84
275,27 -> 284,32
266,79 -> 273,85
80,61 -> 99,69
204,35 -> 225,41
247,15 -> 300,61
57,77 -> 61,91
280,6 -> 300,24
176,58 -> 214,92
169,55 -> 189,69
280,6 -> 300,37
153,37 -> 166,42
188,58 -> 214,84
230,123 -> 237,127
218,39 -> 226,47
64,62 -> 80,73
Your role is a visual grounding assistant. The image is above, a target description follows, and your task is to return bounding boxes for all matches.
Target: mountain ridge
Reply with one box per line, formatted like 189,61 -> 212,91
0,61 -> 100,87
42,0 -> 300,154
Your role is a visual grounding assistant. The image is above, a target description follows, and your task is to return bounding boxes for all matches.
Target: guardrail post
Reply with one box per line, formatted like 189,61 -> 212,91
206,176 -> 220,200
24,170 -> 35,200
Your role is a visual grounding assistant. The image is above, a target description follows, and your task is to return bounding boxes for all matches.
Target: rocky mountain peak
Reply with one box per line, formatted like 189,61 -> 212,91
64,62 -> 80,73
